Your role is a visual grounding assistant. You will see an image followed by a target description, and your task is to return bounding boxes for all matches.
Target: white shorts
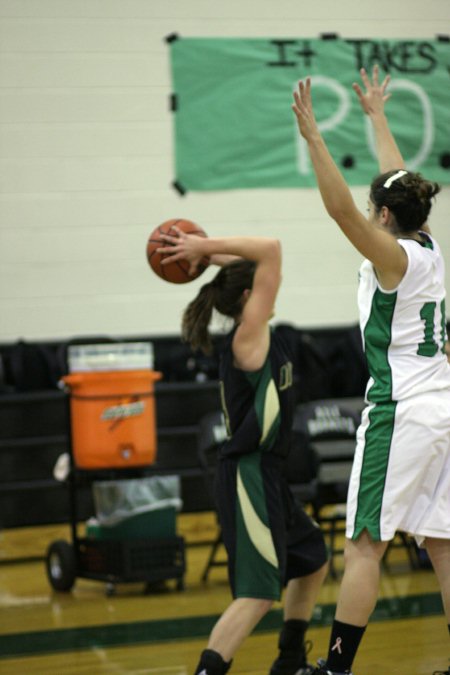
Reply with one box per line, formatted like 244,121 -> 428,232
346,388 -> 450,544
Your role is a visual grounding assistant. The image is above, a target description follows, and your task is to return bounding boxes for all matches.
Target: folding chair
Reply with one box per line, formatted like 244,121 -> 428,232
284,425 -> 320,511
292,398 -> 364,578
196,410 -> 228,582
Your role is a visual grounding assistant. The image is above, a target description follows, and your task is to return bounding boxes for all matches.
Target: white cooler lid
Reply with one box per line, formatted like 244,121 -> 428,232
68,342 -> 154,372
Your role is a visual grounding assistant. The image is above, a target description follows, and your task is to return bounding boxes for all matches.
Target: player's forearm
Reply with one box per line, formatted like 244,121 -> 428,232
369,111 -> 405,173
209,253 -> 242,267
199,237 -> 281,265
307,133 -> 358,223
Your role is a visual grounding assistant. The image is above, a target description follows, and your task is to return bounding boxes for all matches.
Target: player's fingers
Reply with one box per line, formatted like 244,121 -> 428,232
169,224 -> 185,237
157,243 -> 181,254
160,251 -> 184,264
293,89 -> 307,115
372,63 -> 379,86
159,233 -> 179,244
360,67 -> 370,89
292,95 -> 303,118
381,74 -> 391,93
188,262 -> 199,276
352,83 -> 364,100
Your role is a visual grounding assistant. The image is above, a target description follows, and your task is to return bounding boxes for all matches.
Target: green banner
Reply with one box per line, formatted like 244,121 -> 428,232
168,37 -> 450,192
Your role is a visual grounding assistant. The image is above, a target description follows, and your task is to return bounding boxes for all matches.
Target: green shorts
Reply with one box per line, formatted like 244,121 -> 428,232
215,451 -> 327,600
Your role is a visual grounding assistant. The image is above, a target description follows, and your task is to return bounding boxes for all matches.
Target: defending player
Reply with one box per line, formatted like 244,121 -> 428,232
292,67 -> 450,675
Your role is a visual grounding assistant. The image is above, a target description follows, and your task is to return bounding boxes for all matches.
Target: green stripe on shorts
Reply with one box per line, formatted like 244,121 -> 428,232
234,452 -> 281,599
353,402 -> 397,540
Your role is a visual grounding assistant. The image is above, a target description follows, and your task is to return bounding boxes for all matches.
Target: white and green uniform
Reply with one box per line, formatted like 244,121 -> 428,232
346,233 -> 450,542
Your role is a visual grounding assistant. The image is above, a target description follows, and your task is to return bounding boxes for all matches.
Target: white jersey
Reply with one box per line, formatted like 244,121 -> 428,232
358,233 -> 450,403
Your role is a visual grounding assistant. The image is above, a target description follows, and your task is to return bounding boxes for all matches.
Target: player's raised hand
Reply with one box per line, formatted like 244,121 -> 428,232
292,78 -> 320,141
352,64 -> 391,116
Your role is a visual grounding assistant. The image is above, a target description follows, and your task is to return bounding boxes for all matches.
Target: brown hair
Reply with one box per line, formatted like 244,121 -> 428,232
369,170 -> 441,233
182,259 -> 256,354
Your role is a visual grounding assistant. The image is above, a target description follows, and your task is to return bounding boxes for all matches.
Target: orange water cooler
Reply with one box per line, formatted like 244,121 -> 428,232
63,369 -> 162,469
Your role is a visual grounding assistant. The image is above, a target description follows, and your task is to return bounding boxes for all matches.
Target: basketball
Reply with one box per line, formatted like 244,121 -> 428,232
146,219 -> 209,284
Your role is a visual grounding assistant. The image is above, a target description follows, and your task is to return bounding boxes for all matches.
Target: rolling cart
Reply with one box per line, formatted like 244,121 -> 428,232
45,344 -> 186,594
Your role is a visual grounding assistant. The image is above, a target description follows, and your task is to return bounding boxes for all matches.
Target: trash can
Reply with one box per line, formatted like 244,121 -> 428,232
63,369 -> 162,469
86,475 -> 182,540
80,476 -> 186,591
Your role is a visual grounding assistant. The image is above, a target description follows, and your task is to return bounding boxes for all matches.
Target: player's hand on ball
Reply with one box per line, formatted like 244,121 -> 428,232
146,219 -> 208,284
158,225 -> 206,276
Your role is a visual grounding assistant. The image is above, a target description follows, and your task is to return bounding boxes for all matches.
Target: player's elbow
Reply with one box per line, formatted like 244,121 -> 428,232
266,238 -> 282,262
329,205 -> 360,232
269,240 -> 282,280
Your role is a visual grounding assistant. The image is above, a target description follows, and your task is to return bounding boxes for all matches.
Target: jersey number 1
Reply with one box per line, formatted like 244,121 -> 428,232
417,300 -> 447,357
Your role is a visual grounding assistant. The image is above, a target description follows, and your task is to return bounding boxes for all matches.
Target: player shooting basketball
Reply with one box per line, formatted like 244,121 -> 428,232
158,233 -> 329,675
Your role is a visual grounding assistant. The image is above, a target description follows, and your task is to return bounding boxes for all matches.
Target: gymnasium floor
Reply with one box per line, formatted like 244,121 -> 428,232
0,513 -> 448,675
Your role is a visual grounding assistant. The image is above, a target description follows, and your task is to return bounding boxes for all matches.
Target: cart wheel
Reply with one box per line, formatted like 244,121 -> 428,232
176,577 -> 185,591
46,540 -> 76,592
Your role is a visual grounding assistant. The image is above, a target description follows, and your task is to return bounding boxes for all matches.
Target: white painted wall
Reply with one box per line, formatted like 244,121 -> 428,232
0,0 -> 449,341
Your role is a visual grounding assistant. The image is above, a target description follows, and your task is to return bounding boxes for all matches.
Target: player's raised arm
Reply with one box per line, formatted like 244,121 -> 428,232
292,78 -> 407,284
352,65 -> 405,173
352,64 -> 432,235
163,232 -> 281,369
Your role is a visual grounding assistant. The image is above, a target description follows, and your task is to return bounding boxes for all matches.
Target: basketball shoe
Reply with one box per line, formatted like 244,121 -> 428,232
311,659 -> 353,674
270,666 -> 315,675
269,639 -> 315,675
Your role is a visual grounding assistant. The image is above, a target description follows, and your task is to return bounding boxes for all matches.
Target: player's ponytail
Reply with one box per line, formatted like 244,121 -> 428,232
182,281 -> 217,354
182,259 -> 256,354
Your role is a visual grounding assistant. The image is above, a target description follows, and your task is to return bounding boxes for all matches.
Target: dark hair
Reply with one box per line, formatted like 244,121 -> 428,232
182,259 -> 256,354
369,170 -> 441,233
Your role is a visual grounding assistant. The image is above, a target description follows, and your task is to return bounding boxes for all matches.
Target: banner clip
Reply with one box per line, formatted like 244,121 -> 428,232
172,180 -> 187,196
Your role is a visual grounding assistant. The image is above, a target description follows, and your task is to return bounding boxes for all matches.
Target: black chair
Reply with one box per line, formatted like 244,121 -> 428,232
284,425 -> 320,511
292,398 -> 364,577
196,410 -> 228,582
